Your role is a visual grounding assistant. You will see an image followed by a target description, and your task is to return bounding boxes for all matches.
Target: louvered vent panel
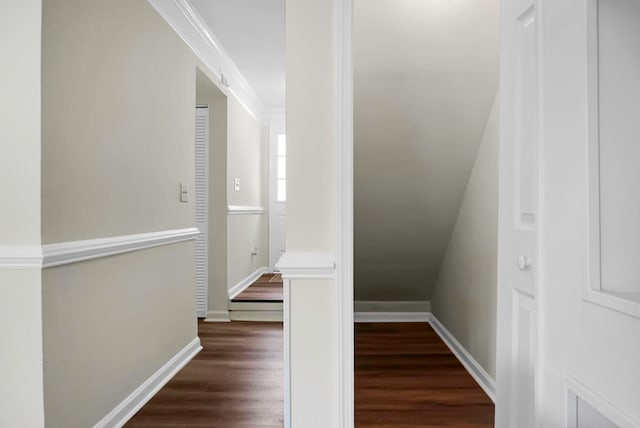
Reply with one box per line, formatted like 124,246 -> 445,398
195,108 -> 209,317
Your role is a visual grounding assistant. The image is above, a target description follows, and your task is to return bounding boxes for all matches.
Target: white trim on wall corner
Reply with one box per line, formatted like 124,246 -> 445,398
227,205 -> 265,215
228,266 -> 271,299
428,313 -> 496,402
354,301 -> 432,313
283,277 -> 292,428
334,0 -> 355,426
146,0 -> 264,121
42,228 -> 200,268
0,245 -> 43,269
276,251 -> 336,279
93,337 -> 202,428
354,312 -> 430,323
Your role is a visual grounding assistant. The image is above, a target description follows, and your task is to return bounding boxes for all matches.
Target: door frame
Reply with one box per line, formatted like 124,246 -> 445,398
335,0 -> 354,426
268,112 -> 286,269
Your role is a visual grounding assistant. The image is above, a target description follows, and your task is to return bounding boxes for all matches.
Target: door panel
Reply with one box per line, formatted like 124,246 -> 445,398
500,0 -> 640,425
512,291 -> 535,428
496,0 -> 539,426
597,0 -> 640,295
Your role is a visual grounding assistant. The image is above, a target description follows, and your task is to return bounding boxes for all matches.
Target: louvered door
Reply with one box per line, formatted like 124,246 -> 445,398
195,107 -> 209,317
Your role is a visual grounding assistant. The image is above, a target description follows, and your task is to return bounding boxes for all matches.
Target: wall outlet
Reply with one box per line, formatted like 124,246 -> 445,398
234,178 -> 240,192
251,247 -> 258,256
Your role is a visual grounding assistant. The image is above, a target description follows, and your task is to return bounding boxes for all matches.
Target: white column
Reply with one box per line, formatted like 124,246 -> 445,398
283,0 -> 354,426
278,252 -> 338,428
0,0 -> 45,426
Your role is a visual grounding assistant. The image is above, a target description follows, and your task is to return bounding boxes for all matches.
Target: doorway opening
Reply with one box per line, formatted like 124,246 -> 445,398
351,0 -> 500,425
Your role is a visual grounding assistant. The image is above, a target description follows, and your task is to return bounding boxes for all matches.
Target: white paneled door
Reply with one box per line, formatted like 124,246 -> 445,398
496,0 -> 540,426
195,107 -> 209,317
498,0 -> 640,426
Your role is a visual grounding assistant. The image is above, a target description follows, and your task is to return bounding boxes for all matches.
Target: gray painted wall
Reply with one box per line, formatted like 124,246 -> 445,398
226,95 -> 269,286
431,95 -> 500,378
41,1 -> 271,422
41,0 -> 201,425
354,0 -> 500,302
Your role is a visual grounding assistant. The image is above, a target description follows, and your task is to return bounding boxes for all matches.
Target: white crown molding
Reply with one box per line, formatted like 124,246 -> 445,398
147,0 -> 265,121
43,228 -> 200,268
354,312 -> 430,323
354,301 -> 432,313
428,313 -> 496,402
93,337 -> 202,428
0,245 -> 43,269
227,205 -> 265,215
276,251 -> 336,279
228,266 -> 271,299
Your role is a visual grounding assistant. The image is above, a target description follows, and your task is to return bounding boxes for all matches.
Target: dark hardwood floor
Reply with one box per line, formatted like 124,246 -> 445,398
232,273 -> 283,302
126,321 -> 284,428
355,322 -> 494,428
126,321 -> 493,427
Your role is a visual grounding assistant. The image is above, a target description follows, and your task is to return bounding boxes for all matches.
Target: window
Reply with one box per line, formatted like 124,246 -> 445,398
277,134 -> 286,202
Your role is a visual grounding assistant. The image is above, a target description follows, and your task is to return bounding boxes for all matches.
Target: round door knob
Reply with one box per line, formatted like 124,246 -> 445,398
517,255 -> 532,271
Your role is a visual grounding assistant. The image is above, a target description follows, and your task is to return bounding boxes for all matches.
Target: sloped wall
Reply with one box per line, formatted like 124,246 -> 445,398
353,0 -> 499,304
431,94 -> 499,378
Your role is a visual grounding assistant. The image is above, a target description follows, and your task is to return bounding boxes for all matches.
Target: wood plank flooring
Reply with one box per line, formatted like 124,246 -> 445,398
232,273 -> 283,302
126,321 -> 493,427
126,321 -> 284,428
355,322 -> 494,427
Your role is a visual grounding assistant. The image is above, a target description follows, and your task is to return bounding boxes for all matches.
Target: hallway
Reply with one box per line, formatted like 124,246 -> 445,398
126,321 -> 284,427
126,321 -> 493,427
355,323 -> 494,427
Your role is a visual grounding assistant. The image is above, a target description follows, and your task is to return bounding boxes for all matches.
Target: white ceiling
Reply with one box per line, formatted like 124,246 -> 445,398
188,0 -> 285,110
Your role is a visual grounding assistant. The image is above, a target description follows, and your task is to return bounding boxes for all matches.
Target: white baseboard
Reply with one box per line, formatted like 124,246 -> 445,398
427,313 -> 496,402
354,300 -> 431,313
93,337 -> 202,428
228,266 -> 271,299
354,312 -> 430,323
204,310 -> 230,322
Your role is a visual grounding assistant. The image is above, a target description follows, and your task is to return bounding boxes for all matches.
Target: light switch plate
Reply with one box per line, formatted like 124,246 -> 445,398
234,178 -> 240,192
180,183 -> 189,202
